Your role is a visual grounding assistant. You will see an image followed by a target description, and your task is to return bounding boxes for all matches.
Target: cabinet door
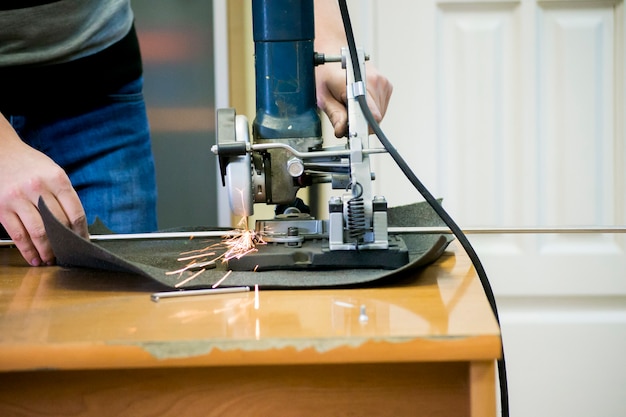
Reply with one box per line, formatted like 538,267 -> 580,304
353,0 -> 626,416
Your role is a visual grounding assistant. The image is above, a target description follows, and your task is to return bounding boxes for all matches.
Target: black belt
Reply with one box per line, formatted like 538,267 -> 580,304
0,0 -> 63,11
0,24 -> 143,117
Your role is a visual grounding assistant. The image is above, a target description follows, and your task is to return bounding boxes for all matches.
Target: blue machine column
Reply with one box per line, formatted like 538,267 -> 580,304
251,0 -> 322,143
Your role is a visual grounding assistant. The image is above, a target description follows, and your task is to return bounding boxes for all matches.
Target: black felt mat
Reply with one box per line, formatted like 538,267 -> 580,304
40,198 -> 453,289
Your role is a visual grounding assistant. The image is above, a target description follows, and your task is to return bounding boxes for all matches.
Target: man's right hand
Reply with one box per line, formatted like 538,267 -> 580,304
0,114 -> 89,266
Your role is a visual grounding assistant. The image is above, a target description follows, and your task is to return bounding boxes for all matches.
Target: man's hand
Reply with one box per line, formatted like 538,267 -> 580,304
316,62 -> 393,137
0,115 -> 88,266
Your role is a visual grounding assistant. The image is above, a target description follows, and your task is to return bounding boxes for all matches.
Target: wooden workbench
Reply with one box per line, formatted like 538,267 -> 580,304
0,241 -> 501,417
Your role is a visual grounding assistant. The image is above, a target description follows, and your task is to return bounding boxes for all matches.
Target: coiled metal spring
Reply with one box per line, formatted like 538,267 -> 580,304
346,182 -> 366,242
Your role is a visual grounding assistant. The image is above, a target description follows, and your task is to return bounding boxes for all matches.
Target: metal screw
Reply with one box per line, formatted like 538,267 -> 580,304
359,304 -> 368,323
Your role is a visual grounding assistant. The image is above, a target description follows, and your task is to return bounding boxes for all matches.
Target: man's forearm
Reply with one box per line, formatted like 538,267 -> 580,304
314,0 -> 347,53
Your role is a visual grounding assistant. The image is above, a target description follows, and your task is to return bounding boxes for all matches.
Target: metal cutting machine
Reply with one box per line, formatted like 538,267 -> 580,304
212,0 -> 408,271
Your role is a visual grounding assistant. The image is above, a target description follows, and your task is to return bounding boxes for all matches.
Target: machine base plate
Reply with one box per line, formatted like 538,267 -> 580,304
227,235 -> 409,271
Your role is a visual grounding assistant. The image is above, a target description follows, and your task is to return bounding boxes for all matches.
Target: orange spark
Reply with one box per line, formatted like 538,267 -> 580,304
174,268 -> 206,288
165,214 -> 262,287
211,270 -> 233,288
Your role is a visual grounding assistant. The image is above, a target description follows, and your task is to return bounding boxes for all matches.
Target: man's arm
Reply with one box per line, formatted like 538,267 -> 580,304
313,0 -> 393,137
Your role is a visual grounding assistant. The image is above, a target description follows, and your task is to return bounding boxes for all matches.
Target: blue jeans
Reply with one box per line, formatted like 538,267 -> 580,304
8,77 -> 158,233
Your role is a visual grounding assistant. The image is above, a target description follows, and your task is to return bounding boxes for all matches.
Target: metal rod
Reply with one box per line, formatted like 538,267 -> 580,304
0,230 -> 238,247
247,142 -> 388,159
90,230 -> 237,241
150,286 -> 250,302
387,226 -> 626,234
2,226 -> 624,248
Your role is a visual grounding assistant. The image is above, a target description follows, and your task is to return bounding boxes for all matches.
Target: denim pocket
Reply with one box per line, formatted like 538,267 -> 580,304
106,76 -> 145,103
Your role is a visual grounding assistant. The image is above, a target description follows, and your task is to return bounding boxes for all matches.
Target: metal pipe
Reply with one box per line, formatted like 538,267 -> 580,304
150,286 -> 250,302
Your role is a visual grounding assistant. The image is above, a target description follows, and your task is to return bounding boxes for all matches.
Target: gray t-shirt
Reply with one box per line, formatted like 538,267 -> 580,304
0,0 -> 133,67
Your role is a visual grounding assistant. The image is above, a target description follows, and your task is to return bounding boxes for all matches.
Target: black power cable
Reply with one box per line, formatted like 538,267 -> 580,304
336,1 -> 510,416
